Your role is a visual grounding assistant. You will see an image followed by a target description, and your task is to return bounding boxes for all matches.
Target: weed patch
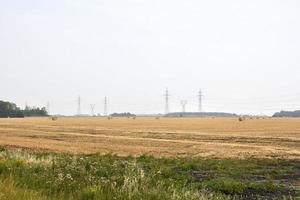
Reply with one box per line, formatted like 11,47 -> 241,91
0,147 -> 299,200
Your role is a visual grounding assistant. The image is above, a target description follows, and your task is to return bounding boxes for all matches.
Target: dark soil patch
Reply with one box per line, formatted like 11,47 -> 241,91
190,169 -> 299,199
239,187 -> 296,200
190,170 -> 215,180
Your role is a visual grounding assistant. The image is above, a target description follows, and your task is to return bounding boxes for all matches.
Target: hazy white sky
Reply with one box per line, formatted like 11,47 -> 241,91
1,0 -> 300,115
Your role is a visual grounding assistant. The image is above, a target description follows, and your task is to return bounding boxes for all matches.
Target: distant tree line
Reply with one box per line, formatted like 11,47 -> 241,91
110,112 -> 136,117
273,110 -> 300,117
23,106 -> 48,117
0,101 -> 24,118
0,100 -> 48,118
165,112 -> 238,118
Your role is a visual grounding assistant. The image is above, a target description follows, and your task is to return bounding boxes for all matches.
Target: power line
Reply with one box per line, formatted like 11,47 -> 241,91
90,104 -> 95,116
180,100 -> 187,113
46,101 -> 50,115
164,88 -> 170,114
104,96 -> 108,116
77,96 -> 81,115
205,93 -> 300,102
198,89 -> 203,112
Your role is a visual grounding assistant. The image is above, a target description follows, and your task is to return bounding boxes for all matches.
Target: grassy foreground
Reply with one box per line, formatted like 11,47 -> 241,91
0,146 -> 299,200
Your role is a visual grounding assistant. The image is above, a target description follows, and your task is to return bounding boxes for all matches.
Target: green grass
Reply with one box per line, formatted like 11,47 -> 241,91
0,178 -> 50,200
0,146 -> 299,200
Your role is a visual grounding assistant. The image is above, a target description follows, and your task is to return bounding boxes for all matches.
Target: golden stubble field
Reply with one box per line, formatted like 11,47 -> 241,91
0,117 -> 299,159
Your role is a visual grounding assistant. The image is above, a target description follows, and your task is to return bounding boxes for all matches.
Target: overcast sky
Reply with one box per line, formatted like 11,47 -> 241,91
1,0 -> 300,115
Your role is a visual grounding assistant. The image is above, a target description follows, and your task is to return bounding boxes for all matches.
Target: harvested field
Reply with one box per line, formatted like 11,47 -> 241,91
0,117 -> 299,159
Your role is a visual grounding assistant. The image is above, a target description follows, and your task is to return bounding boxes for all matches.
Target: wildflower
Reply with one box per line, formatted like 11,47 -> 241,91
58,173 -> 64,181
140,169 -> 145,178
66,173 -> 73,180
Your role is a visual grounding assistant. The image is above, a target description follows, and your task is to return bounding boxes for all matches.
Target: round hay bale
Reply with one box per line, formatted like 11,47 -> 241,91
51,116 -> 58,121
